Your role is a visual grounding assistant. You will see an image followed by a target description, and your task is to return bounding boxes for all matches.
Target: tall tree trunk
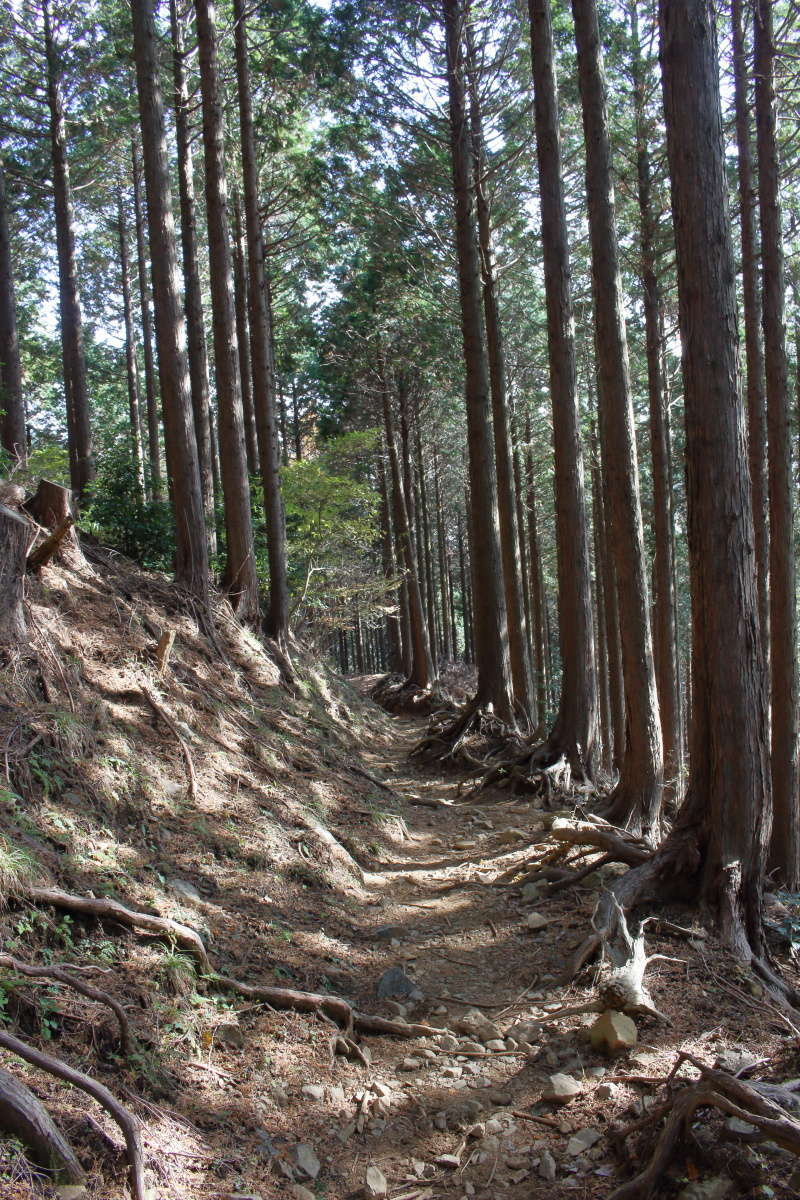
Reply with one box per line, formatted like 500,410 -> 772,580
131,140 -> 161,501
732,0 -> 769,652
433,445 -> 453,661
458,502 -> 474,664
590,423 -> 612,771
378,451 -> 403,672
130,0 -> 209,601
43,0 -> 94,502
630,2 -> 679,804
528,0 -> 598,773
754,0 -> 799,888
194,0 -> 259,622
292,380 -> 303,460
232,0 -> 290,642
0,157 -> 25,465
524,415 -> 548,734
466,22 -> 533,720
415,421 -> 438,663
572,0 -> 663,837
169,0 -> 216,543
443,0 -> 513,722
379,362 -> 432,688
656,0 -> 770,956
116,189 -> 145,497
231,191 -> 259,477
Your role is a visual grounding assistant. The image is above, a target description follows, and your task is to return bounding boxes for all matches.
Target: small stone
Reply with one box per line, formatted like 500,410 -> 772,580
488,1090 -> 513,1106
270,1083 -> 289,1107
435,1153 -> 461,1168
505,1037 -> 518,1051
714,1047 -> 759,1075
398,1056 -> 422,1071
291,1143 -> 321,1180
521,882 -> 540,902
566,1128 -> 602,1156
373,925 -> 405,941
167,877 -> 203,905
496,828 -> 528,844
216,1022 -> 244,1048
542,1073 -> 583,1103
55,1189 -> 88,1200
442,1065 -> 463,1078
459,1039 -> 486,1055
486,1039 -> 507,1052
589,1010 -> 637,1054
595,1083 -> 615,1101
289,1188 -> 315,1200
432,1003 -> 449,1015
539,1149 -> 557,1181
677,1178 -> 733,1200
525,911 -> 551,931
365,1164 -> 388,1196
301,1084 -> 325,1101
329,1084 -> 346,1105
438,1034 -> 459,1051
377,966 -> 424,1003
453,839 -> 475,850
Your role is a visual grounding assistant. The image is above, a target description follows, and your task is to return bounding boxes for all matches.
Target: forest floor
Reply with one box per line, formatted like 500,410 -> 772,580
1,547 -> 799,1200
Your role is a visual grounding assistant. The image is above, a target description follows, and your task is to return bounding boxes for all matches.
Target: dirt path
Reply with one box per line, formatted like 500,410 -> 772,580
254,703 -> 795,1200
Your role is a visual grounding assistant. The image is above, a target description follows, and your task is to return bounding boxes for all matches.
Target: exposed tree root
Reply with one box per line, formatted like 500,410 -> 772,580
410,700 -> 514,771
0,1064 -> 85,1184
27,886 -> 211,972
0,953 -> 132,1055
0,1028 -> 146,1200
371,673 -> 447,716
140,688 -> 199,805
610,1052 -> 800,1200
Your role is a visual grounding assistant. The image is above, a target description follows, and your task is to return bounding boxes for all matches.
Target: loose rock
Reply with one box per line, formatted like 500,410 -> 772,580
542,1073 -> 583,1103
377,966 -> 424,1003
291,1144 -> 321,1180
589,1010 -> 637,1054
526,912 -> 551,931
365,1164 -> 387,1196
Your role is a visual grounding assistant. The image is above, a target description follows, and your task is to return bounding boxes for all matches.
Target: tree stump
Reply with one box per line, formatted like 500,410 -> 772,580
0,501 -> 30,647
23,479 -> 82,565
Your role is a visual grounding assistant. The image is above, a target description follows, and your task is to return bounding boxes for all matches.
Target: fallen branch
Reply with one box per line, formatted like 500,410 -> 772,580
27,885 -> 210,971
0,953 -> 131,1056
0,1028 -> 146,1200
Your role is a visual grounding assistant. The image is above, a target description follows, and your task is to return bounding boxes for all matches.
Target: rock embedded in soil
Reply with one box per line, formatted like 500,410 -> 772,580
289,1187 -> 316,1200
301,1084 -> 325,1101
376,965 -> 424,1003
539,1149 -> 557,1181
589,1010 -> 637,1054
525,912 -> 551,931
677,1178 -> 733,1200
566,1128 -> 602,1156
291,1143 -> 321,1180
714,1047 -> 759,1075
542,1073 -> 583,1103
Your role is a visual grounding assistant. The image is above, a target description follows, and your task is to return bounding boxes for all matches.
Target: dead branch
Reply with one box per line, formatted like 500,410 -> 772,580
0,953 -> 131,1055
27,885 -> 210,971
0,1028 -> 146,1200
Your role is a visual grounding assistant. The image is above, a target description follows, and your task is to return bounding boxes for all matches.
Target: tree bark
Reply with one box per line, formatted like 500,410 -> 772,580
42,0 -> 94,502
130,0 -> 210,601
130,140 -> 161,502
0,158 -> 25,465
379,358 -> 433,688
732,0 -> 769,654
572,0 -> 663,836
528,0 -> 599,772
0,501 -> 28,647
377,450 -> 403,672
590,422 -> 612,771
232,0 -> 290,642
658,0 -> 770,955
754,0 -> 799,888
194,0 -> 259,623
443,0 -> 513,722
116,189 -> 145,499
524,414 -> 548,734
433,445 -> 453,661
630,2 -> 680,803
169,0 -> 216,545
466,22 -> 533,720
231,191 -> 259,477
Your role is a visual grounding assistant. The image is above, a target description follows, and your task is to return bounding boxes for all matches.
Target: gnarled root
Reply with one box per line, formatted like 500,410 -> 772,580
411,700 -> 512,770
371,673 -> 448,716
0,1065 -> 85,1184
0,1029 -> 146,1200
609,1052 -> 800,1200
